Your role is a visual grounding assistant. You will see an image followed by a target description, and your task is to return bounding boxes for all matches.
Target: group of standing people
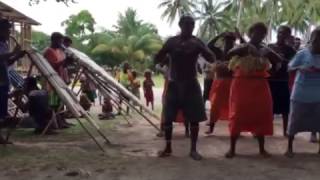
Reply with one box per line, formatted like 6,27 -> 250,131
155,15 -> 320,160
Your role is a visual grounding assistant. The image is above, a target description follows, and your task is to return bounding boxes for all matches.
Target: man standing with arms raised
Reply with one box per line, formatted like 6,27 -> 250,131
155,15 -> 215,160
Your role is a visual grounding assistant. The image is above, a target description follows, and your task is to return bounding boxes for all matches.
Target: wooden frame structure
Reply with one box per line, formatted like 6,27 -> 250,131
0,1 -> 40,71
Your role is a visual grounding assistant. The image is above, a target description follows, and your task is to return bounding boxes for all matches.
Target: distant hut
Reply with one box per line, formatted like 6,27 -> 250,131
0,1 -> 40,72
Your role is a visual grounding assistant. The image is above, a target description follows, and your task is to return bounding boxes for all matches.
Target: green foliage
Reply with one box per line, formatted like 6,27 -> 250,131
158,0 -> 197,24
60,8 -> 162,71
62,10 -> 96,39
91,8 -> 163,71
31,31 -> 50,51
159,0 -> 320,40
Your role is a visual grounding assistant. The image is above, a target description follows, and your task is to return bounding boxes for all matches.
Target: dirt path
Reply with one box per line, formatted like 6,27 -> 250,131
1,87 -> 320,180
1,112 -> 320,180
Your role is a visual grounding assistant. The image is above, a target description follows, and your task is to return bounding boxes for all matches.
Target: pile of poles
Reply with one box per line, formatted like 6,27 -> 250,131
65,48 -> 161,131
8,35 -> 161,152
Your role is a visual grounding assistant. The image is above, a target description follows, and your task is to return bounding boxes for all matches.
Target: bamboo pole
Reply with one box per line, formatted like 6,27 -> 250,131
66,48 -> 161,123
25,49 -> 109,151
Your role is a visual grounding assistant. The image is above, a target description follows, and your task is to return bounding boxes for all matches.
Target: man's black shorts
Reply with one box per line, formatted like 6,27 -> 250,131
164,79 -> 206,123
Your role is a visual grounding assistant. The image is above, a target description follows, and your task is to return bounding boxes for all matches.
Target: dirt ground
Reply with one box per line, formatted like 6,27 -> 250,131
1,88 -> 320,180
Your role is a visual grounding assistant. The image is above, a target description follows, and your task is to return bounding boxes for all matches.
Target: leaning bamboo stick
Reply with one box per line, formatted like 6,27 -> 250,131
66,48 -> 161,122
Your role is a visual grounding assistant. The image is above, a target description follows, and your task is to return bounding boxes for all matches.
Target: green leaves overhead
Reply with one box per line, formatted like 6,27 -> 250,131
159,0 -> 320,40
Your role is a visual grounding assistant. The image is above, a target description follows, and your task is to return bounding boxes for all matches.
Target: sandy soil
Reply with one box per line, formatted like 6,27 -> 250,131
0,88 -> 320,180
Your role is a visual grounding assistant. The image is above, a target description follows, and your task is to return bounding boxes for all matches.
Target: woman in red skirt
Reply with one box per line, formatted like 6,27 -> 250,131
225,22 -> 281,158
206,32 -> 243,134
206,62 -> 232,134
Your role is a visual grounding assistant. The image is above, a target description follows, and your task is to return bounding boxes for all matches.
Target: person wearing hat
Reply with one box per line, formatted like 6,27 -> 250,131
0,18 -> 26,144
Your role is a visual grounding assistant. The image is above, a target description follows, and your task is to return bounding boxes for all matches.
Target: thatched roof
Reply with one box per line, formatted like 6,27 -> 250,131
0,1 -> 40,25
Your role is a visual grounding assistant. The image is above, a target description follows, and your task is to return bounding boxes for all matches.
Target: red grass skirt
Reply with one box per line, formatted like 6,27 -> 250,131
229,70 -> 273,136
209,79 -> 232,122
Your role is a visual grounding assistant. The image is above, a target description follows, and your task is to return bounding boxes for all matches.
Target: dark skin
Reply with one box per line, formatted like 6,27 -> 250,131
155,16 -> 215,161
205,34 -> 235,134
225,27 -> 281,159
206,29 -> 245,135
270,27 -> 294,137
285,30 -> 320,158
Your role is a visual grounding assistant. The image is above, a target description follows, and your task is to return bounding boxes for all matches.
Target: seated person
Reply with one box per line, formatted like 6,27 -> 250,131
24,77 -> 57,135
98,96 -> 115,120
79,92 -> 92,111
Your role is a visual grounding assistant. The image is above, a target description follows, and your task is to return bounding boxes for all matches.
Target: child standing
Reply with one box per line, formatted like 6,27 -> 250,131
143,70 -> 155,110
130,70 -> 141,99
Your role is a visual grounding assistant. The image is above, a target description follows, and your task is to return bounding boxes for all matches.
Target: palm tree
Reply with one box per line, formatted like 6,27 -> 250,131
224,0 -> 264,31
92,8 -> 163,70
158,0 -> 197,25
195,0 -> 233,41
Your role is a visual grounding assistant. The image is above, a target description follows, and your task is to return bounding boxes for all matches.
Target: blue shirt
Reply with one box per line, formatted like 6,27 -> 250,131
0,41 -> 9,87
289,48 -> 320,103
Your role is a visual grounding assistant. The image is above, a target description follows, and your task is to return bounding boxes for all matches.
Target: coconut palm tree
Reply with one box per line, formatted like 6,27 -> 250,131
158,0 -> 197,25
195,0 -> 233,41
92,8 -> 163,70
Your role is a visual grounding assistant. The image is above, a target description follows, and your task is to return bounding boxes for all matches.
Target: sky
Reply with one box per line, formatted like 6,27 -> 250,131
2,0 -> 182,37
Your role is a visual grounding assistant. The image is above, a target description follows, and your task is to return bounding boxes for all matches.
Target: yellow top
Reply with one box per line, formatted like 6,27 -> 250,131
229,55 -> 271,72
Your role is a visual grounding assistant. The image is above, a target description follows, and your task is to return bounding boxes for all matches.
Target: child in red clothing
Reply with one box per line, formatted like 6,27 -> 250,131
143,70 -> 155,110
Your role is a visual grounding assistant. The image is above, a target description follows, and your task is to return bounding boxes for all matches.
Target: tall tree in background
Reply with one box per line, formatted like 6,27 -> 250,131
31,31 -> 50,51
61,10 -> 96,53
158,0 -> 196,25
62,10 -> 95,39
195,0 -> 233,41
91,8 -> 163,70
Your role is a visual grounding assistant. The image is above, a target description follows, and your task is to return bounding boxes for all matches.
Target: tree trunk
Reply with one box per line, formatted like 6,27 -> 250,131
236,0 -> 244,30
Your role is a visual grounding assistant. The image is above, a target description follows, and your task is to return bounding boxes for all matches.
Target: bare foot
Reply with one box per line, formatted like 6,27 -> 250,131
156,131 -> 164,137
284,150 -> 294,158
205,129 -> 213,135
158,148 -> 172,158
260,150 -> 271,158
190,151 -> 203,161
225,150 -> 235,159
